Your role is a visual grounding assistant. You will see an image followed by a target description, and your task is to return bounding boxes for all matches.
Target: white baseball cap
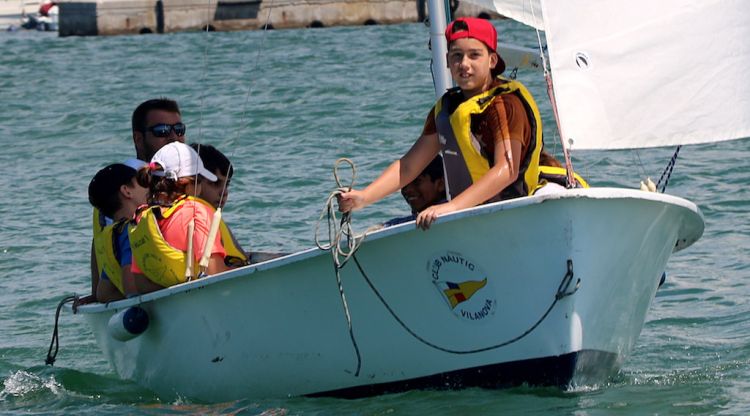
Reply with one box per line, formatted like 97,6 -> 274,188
150,142 -> 217,182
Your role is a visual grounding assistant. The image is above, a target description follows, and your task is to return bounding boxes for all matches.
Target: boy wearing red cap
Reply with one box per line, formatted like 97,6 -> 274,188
339,17 -> 543,229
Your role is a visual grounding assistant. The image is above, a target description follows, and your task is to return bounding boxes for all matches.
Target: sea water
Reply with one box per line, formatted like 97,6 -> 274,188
0,20 -> 748,415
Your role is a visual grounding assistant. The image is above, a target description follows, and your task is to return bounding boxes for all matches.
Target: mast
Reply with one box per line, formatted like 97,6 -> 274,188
427,0 -> 452,98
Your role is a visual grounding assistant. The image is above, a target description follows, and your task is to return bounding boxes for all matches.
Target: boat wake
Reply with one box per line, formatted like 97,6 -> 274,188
0,370 -> 62,400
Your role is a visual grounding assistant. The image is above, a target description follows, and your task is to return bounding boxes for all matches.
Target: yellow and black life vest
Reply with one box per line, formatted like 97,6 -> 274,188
537,165 -> 590,189
434,76 -> 543,201
91,208 -> 127,295
129,196 -> 248,288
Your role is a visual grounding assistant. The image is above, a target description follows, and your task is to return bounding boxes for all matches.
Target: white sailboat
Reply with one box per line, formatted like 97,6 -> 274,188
65,0 -> 748,401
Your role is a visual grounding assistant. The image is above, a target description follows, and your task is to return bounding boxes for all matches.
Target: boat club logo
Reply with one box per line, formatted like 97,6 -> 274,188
428,251 -> 497,322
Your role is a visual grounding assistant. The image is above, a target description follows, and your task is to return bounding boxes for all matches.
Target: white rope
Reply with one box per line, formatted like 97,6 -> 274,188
315,159 -> 383,266
185,219 -> 195,280
314,158 -> 380,269
199,207 -> 223,276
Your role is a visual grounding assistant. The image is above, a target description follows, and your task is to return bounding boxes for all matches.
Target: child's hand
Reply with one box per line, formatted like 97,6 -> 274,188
416,201 -> 456,230
72,295 -> 97,312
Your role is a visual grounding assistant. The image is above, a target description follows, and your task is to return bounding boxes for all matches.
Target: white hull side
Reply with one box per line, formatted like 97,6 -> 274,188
79,188 -> 703,400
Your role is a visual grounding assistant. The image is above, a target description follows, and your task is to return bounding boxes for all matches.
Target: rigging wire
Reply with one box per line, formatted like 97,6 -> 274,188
195,0 -> 277,205
198,0 -> 213,144
530,1 -> 577,187
190,0 -> 277,261
213,0 -> 274,211
215,0 -> 277,224
184,0 -> 218,270
631,149 -> 648,181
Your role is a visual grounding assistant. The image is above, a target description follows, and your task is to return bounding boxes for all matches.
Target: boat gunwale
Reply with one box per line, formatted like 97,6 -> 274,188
72,187 -> 703,314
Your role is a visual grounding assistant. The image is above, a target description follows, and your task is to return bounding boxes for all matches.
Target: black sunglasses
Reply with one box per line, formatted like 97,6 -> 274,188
145,122 -> 186,138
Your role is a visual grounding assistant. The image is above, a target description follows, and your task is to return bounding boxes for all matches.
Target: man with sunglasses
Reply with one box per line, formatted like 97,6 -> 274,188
131,98 -> 186,162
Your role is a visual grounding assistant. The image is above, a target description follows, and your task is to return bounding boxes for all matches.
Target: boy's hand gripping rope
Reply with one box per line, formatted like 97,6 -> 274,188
314,158 -> 380,269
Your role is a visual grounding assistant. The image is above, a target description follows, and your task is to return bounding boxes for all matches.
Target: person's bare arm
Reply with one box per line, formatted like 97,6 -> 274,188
133,273 -> 165,294
207,253 -> 230,275
121,265 -> 138,297
90,239 -> 99,298
96,279 -> 124,303
416,138 -> 522,229
338,133 -> 441,212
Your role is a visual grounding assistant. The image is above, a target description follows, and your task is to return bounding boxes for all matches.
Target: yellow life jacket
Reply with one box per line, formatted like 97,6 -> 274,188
129,196 -> 248,288
434,77 -> 543,201
219,220 -> 250,268
537,165 -> 590,189
91,207 -> 126,295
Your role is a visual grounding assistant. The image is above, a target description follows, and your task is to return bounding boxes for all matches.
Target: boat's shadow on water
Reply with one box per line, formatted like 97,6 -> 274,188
282,385 -> 596,415
3,363 -> 737,415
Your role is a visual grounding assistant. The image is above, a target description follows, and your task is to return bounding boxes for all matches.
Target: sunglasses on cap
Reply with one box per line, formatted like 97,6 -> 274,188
145,122 -> 186,138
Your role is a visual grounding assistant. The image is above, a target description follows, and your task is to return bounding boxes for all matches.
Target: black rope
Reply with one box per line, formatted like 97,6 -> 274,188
353,255 -> 579,354
656,145 -> 681,193
45,295 -> 77,366
330,221 -> 362,377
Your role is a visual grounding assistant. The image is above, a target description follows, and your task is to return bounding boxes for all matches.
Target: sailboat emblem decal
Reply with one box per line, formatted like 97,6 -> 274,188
428,251 -> 497,322
440,279 -> 487,308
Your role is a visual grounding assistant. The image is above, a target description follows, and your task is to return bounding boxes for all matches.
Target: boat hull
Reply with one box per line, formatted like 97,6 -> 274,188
309,349 -> 618,398
78,188 -> 704,400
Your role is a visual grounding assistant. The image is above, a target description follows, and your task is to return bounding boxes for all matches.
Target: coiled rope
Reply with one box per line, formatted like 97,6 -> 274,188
314,158 -> 380,376
316,159 -> 581,375
45,295 -> 77,366
315,158 -> 360,269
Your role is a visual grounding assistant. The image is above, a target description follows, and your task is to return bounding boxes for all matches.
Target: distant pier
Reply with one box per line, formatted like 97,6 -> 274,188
57,0 -> 495,37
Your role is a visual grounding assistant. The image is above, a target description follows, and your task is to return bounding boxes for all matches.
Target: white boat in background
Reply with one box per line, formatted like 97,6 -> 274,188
19,1 -> 58,31
66,0 -> 749,401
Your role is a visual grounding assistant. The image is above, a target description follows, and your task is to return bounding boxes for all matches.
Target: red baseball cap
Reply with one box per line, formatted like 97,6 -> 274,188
445,17 -> 505,75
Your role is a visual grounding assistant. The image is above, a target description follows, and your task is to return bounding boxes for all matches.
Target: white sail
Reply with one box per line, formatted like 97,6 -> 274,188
542,0 -> 750,149
466,0 -> 543,30
466,0 -> 750,150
